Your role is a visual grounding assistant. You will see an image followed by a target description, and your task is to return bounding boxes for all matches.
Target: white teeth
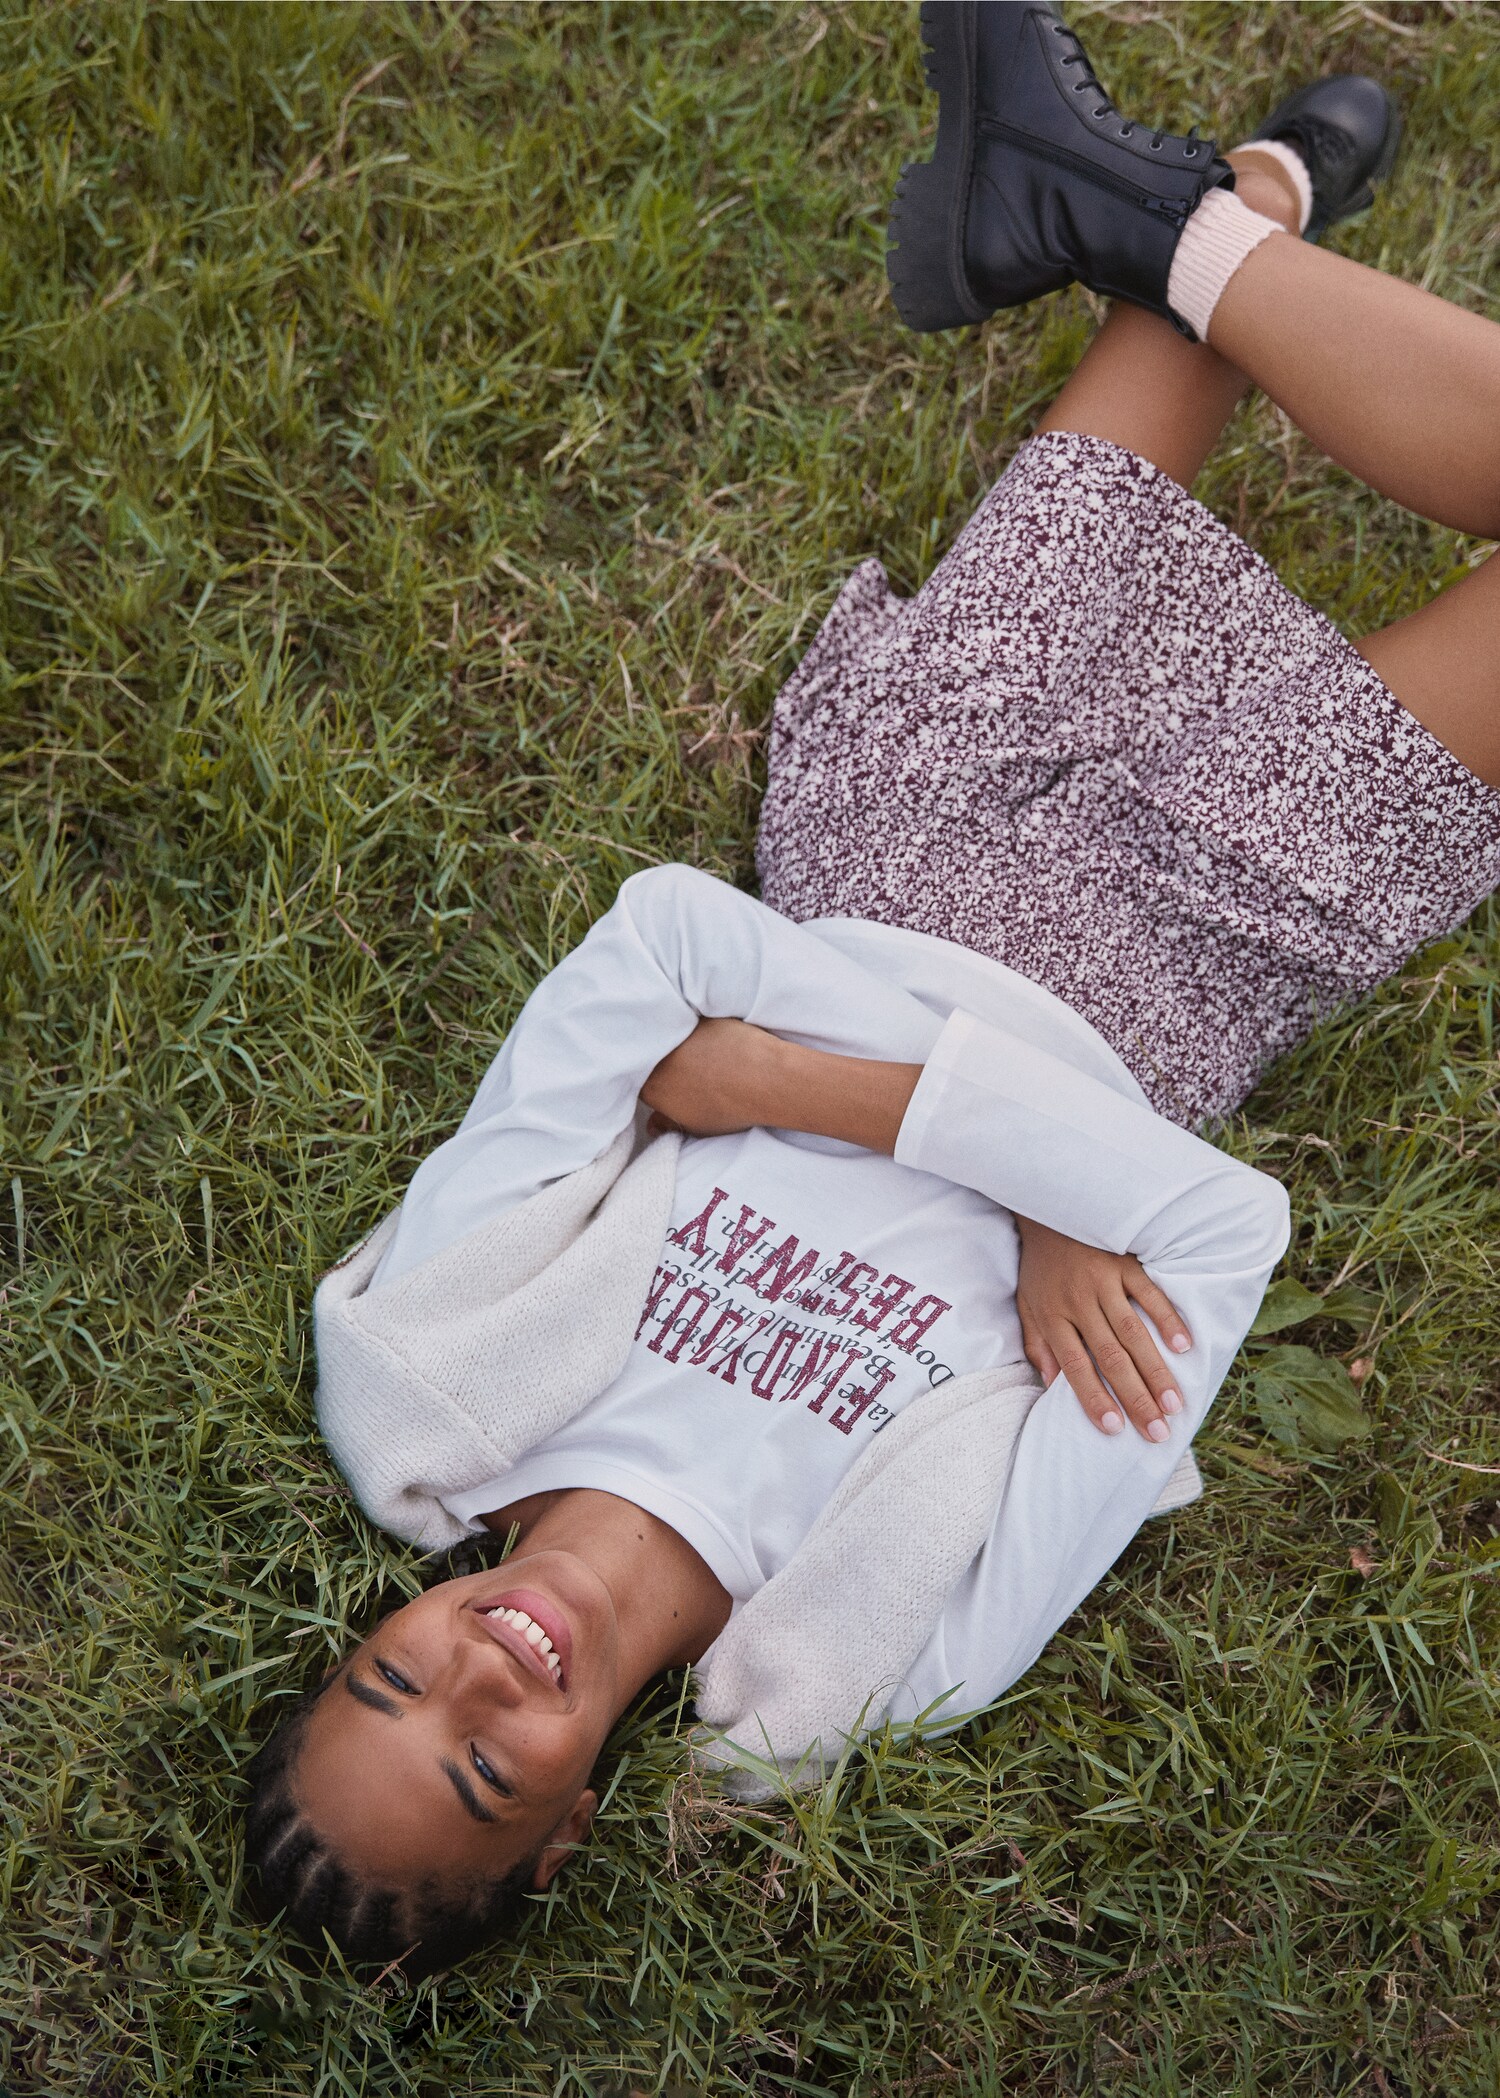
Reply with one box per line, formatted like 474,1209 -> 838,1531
486,1605 -> 562,1679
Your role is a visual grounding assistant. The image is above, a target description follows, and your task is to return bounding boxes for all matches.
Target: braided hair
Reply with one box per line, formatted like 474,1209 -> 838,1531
242,1675 -> 540,1976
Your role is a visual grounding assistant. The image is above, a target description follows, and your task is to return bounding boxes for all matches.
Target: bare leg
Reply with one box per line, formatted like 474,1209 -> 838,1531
1205,212 -> 1500,786
1039,153 -> 1500,789
1207,236 -> 1500,541
1036,151 -> 1303,490
1356,555 -> 1500,789
1046,172 -> 1500,540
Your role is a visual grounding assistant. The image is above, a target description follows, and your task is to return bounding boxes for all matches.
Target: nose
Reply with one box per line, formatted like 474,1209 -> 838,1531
446,1628 -> 529,1707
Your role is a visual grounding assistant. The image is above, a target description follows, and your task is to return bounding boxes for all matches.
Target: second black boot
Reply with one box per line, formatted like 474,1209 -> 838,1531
1248,75 -> 1402,242
888,1 -> 1235,336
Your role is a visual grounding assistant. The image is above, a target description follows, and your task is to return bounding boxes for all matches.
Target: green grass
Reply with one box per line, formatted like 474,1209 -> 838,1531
2,1 -> 1499,2091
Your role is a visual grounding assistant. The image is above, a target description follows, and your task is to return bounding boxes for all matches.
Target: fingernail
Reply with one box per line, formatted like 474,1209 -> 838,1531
1170,1334 -> 1192,1354
1146,1418 -> 1171,1443
1160,1389 -> 1183,1415
1100,1410 -> 1125,1435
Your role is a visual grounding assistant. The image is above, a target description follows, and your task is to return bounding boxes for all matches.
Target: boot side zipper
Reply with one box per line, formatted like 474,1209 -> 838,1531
978,115 -> 1193,224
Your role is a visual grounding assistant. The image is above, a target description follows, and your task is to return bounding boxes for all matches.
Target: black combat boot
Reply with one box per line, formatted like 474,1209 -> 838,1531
887,1 -> 1235,336
1247,75 -> 1402,242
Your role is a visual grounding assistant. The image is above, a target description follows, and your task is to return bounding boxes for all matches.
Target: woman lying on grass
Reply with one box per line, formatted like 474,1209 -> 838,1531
245,2 -> 1500,1974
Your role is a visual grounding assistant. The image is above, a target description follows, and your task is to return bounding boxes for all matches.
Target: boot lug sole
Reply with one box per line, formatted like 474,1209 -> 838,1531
886,0 -> 991,332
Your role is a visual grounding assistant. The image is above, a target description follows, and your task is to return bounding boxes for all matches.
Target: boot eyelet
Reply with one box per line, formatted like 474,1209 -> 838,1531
1150,139 -> 1163,150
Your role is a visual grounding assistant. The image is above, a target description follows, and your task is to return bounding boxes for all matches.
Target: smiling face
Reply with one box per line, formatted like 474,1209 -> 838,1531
293,1551 -> 624,1893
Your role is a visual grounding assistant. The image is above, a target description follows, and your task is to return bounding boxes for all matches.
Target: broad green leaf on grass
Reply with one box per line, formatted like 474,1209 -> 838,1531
1251,1277 -> 1381,1336
1251,1345 -> 1371,1452
1251,1279 -> 1324,1336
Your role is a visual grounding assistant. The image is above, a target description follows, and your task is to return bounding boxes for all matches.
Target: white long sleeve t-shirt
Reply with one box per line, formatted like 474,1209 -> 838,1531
371,865 -> 1288,1733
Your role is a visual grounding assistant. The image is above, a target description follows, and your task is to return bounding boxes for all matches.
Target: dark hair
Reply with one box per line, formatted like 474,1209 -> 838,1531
242,1675 -> 540,1977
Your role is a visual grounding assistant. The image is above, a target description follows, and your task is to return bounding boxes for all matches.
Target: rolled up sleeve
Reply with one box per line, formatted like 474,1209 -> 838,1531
887,1007 -> 1290,1730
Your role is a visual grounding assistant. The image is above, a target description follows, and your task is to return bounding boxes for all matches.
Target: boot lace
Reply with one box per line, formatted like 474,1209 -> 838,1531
1051,17 -> 1197,155
1279,115 -> 1356,171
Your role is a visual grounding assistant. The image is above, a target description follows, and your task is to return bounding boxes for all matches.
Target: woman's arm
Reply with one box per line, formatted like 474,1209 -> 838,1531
374,867 -> 943,1288
643,1013 -> 1290,1728
640,1017 -> 922,1150
642,1010 -> 1287,1280
642,1020 -> 1220,1440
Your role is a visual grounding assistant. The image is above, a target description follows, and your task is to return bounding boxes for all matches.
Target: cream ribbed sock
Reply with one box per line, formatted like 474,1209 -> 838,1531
1165,188 -> 1287,343
1229,136 -> 1314,234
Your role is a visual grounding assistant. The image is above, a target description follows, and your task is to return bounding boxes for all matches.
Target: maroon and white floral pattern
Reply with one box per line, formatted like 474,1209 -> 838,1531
758,431 -> 1500,1126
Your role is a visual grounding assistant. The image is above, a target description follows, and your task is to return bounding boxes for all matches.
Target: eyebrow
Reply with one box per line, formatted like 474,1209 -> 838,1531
345,1672 -> 502,1823
344,1671 -> 402,1719
441,1757 -> 498,1825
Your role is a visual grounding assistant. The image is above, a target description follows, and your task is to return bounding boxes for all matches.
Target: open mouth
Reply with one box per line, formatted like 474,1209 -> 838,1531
471,1586 -> 571,1692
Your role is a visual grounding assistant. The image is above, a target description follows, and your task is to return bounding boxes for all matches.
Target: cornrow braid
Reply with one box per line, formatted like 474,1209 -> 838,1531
242,1677 -> 539,1977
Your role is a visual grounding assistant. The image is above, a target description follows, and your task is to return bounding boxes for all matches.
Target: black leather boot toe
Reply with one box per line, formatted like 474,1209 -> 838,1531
1248,75 -> 1402,243
887,1 -> 1235,336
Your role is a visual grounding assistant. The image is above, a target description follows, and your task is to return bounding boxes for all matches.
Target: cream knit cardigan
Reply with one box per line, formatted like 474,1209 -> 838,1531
315,1128 -> 1201,1795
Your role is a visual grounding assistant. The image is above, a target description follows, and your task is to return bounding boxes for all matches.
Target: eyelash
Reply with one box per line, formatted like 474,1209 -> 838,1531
471,1746 -> 511,1798
373,1659 -> 510,1798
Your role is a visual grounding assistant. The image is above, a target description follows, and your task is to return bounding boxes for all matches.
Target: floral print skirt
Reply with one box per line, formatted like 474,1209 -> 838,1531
757,431 -> 1500,1126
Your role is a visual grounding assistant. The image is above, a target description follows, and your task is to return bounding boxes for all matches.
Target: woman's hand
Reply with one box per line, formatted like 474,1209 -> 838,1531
1014,1214 -> 1193,1442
